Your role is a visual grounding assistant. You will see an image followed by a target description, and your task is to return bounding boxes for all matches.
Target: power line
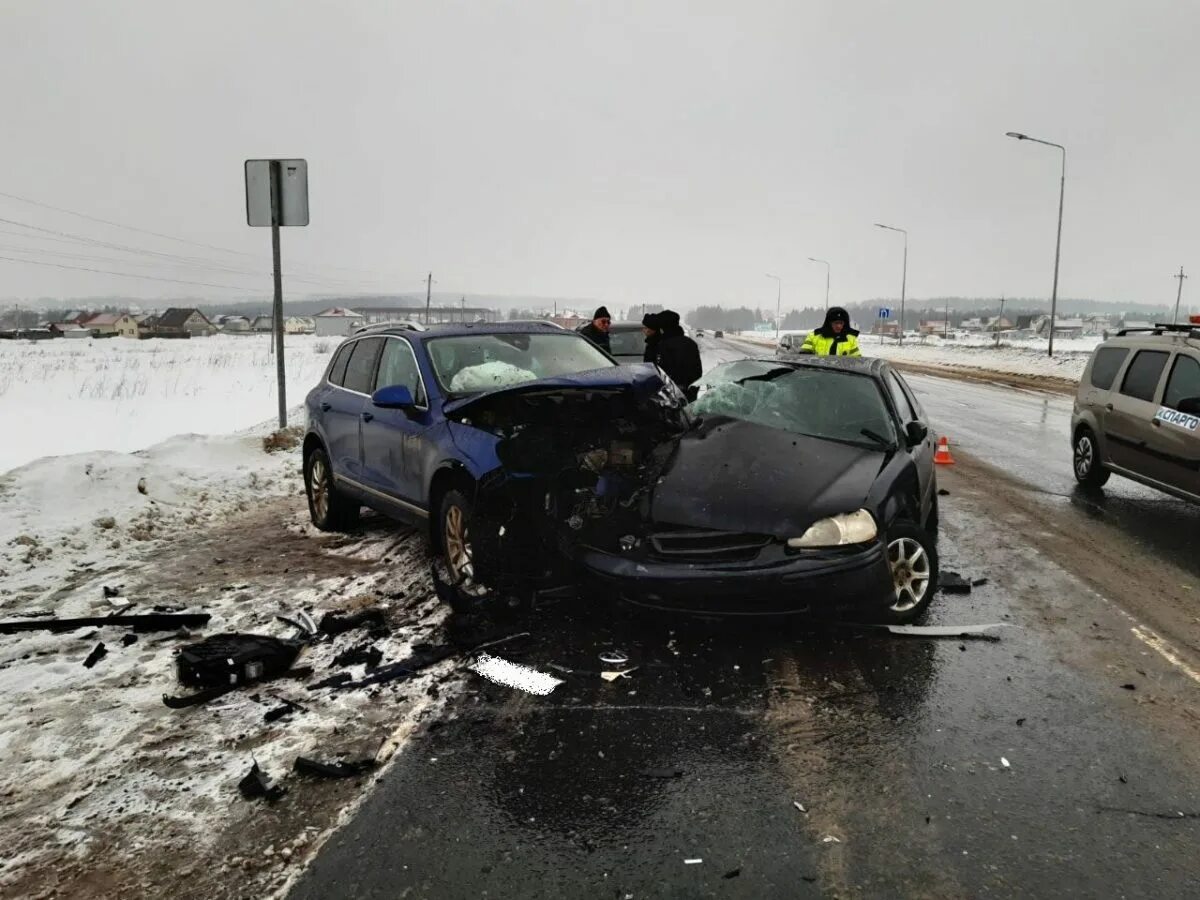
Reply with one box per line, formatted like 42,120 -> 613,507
0,254 -> 265,293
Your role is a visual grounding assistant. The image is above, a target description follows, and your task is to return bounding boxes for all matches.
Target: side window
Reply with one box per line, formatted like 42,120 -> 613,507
1119,350 -> 1170,403
375,338 -> 427,405
327,342 -> 353,386
896,373 -> 924,420
1089,346 -> 1130,390
1164,354 -> 1200,411
343,337 -> 384,394
885,372 -> 916,422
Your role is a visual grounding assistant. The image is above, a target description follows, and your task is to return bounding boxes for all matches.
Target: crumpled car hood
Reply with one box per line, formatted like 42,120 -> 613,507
650,416 -> 888,537
442,363 -> 668,420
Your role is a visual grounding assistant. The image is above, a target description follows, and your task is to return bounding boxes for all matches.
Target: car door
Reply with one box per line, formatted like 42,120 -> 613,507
1106,349 -> 1171,477
329,337 -> 384,481
360,336 -> 435,513
1079,345 -> 1132,444
1145,351 -> 1200,496
885,369 -> 936,519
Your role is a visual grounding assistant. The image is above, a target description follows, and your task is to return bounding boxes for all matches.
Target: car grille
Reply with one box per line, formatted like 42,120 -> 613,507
648,528 -> 772,563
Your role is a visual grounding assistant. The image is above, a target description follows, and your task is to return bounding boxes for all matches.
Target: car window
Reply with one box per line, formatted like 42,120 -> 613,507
343,337 -> 384,394
375,338 -> 427,405
1164,354 -> 1200,411
884,372 -> 916,422
1119,350 -> 1170,403
896,372 -> 924,419
428,332 -> 614,394
327,342 -> 353,386
692,360 -> 899,447
608,328 -> 646,356
1090,346 -> 1130,391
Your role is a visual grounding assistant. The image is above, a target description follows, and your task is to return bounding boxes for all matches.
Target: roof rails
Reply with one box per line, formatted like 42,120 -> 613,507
352,320 -> 427,335
1116,323 -> 1200,338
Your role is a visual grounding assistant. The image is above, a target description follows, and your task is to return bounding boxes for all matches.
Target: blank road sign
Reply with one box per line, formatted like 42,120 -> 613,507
245,159 -> 309,226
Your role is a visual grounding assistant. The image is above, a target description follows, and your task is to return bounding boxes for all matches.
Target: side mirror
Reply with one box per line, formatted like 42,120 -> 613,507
371,384 -> 416,410
1177,397 -> 1200,415
905,421 -> 929,447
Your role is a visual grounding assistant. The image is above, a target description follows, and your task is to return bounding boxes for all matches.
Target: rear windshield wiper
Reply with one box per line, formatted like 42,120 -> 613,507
859,428 -> 895,449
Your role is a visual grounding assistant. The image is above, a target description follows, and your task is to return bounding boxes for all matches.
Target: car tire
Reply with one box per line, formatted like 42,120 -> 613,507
880,521 -> 939,625
304,446 -> 359,531
1073,427 -> 1110,488
438,488 -> 490,599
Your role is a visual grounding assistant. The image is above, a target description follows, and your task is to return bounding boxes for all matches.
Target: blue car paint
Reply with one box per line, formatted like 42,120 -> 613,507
304,323 -> 666,531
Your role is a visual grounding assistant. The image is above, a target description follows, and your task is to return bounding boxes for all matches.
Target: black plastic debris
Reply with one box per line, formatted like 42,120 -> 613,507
332,644 -> 383,670
0,612 -> 210,635
937,488 -> 950,496
318,609 -> 388,638
276,611 -> 319,639
1016,717 -> 1026,727
264,699 -> 305,723
162,686 -> 231,709
121,633 -> 138,647
723,868 -> 741,879
293,756 -> 377,779
176,633 -> 303,690
642,768 -> 685,779
307,671 -> 354,691
102,585 -> 122,598
940,571 -> 972,594
82,642 -> 107,668
972,578 -> 989,588
238,761 -> 286,802
1121,683 -> 1137,691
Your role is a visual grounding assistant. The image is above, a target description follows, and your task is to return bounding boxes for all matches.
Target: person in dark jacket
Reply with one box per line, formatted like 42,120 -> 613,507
651,310 -> 702,392
577,306 -> 612,352
800,306 -> 862,356
641,311 -> 661,363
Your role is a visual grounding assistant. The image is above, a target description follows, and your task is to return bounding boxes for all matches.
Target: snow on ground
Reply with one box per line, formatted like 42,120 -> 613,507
0,333 -> 338,474
733,330 -> 1098,382
0,415 -> 452,897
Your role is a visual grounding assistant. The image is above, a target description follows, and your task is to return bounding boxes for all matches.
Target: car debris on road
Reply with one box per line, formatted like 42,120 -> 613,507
468,653 -> 563,695
0,611 -> 211,634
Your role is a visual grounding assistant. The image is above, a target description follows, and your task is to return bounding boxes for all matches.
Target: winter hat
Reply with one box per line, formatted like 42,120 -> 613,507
593,306 -> 611,321
658,310 -> 681,329
642,312 -> 661,328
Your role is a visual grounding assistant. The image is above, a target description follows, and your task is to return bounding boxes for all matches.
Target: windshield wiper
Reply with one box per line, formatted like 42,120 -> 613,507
859,428 -> 895,449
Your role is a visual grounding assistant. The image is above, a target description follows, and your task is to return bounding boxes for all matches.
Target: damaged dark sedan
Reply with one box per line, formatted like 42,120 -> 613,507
304,322 -> 940,623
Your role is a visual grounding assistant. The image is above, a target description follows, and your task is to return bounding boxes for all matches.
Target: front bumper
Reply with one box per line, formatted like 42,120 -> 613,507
574,540 -> 894,617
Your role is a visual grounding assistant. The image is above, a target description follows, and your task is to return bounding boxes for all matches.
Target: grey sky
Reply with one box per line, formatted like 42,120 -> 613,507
1,0 -> 1196,312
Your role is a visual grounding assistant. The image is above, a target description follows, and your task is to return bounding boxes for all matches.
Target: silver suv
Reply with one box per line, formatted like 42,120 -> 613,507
1072,323 -> 1200,502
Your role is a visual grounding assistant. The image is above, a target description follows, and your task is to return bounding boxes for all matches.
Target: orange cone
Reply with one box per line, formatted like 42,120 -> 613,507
933,436 -> 956,465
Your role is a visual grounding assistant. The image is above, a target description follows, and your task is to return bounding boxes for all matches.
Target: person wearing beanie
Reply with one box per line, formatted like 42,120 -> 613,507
648,309 -> 702,394
800,306 -> 861,356
578,306 -> 612,352
641,311 -> 662,363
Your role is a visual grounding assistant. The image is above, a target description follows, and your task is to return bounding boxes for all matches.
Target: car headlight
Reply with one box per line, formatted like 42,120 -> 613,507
787,509 -> 877,548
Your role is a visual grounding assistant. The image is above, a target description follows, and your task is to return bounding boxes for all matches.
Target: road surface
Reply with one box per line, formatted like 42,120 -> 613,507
291,335 -> 1200,900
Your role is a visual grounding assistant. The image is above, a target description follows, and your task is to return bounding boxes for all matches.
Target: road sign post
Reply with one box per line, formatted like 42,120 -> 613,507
245,159 -> 309,428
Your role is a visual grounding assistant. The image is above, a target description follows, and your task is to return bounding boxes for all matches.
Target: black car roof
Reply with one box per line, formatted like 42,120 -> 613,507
741,355 -> 892,377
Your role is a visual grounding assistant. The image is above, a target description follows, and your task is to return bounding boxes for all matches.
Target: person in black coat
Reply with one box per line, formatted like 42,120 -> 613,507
651,310 -> 702,392
641,312 -> 661,363
577,306 -> 612,353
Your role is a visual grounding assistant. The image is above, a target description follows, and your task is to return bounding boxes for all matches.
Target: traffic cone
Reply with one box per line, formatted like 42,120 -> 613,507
933,436 -> 956,466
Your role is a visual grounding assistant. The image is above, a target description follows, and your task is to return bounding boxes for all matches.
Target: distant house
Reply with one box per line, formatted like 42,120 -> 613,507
252,315 -> 273,333
959,317 -> 986,332
153,308 -> 215,337
219,315 -> 252,333
284,316 -> 315,334
872,321 -> 901,337
1051,318 -> 1085,339
81,313 -> 139,338
314,307 -> 366,337
49,322 -> 93,339
1120,318 -> 1154,332
919,320 -> 949,335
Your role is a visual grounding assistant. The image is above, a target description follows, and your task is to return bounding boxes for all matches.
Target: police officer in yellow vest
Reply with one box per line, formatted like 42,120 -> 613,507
800,306 -> 862,356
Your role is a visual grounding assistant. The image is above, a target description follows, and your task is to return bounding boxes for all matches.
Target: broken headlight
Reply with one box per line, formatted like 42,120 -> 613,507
787,509 -> 877,548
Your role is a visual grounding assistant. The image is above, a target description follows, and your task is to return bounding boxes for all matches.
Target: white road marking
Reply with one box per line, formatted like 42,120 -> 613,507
1131,626 -> 1200,685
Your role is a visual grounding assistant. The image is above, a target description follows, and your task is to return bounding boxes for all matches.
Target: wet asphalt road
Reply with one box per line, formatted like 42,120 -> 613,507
291,337 -> 1200,899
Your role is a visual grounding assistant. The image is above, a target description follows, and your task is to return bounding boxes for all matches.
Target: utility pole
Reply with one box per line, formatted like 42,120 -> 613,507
995,296 -> 1006,348
461,296 -> 465,323
1173,267 -> 1188,325
944,299 -> 950,339
425,272 -> 433,324
269,160 -> 286,428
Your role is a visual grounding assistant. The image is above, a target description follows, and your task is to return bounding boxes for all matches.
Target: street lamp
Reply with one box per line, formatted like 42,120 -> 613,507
765,273 -> 782,341
807,258 -> 831,311
874,224 -> 907,346
1006,131 -> 1066,357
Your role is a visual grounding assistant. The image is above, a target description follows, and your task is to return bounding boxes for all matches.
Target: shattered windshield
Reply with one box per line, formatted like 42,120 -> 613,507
692,360 -> 899,448
428,333 -> 615,395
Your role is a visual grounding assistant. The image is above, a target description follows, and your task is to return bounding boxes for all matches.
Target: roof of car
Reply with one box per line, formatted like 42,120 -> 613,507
349,321 -> 573,341
741,355 -> 893,377
1108,323 -> 1200,350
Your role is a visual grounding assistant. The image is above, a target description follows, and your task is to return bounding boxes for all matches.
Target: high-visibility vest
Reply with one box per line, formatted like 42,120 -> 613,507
801,331 -> 861,356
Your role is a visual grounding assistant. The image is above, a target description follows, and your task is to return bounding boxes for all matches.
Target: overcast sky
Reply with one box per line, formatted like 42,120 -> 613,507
1,0 -> 1196,312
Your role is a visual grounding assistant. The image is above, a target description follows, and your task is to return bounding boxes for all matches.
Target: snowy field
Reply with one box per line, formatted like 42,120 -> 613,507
0,334 -> 338,474
734,329 -> 1099,382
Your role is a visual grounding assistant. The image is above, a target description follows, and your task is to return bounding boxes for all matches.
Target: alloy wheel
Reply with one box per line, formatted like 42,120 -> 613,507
1074,435 -> 1094,479
444,504 -> 475,582
888,536 -> 931,613
310,456 -> 330,521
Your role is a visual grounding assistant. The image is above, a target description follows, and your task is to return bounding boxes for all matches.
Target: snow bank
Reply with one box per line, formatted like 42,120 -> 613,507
0,333 -> 338,473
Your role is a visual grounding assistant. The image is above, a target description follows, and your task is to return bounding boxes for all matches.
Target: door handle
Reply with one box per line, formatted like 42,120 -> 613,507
320,402 -> 332,411
1105,403 -> 1114,411
1152,418 -> 1161,427
361,411 -> 374,422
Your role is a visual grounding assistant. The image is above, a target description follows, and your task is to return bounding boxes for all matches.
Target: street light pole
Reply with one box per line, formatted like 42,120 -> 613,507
766,273 -> 782,341
808,258 -> 831,311
874,224 -> 908,346
1006,131 -> 1066,357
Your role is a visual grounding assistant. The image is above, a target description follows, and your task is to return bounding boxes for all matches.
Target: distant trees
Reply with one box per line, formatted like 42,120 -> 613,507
685,306 -> 761,332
